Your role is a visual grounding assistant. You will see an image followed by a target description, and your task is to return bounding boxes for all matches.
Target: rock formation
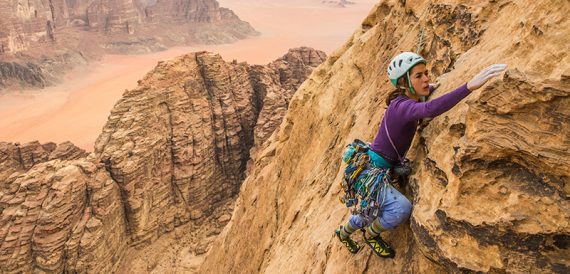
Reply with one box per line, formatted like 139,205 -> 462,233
0,154 -> 127,273
252,47 -> 327,149
199,0 -> 570,273
0,141 -> 88,179
0,47 -> 325,273
322,0 -> 356,8
0,0 -> 257,90
0,62 -> 47,89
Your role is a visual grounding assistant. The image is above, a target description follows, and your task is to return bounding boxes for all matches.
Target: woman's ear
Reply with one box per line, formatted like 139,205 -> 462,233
397,77 -> 409,91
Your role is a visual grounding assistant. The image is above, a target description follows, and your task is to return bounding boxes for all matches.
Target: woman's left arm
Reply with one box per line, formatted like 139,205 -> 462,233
399,83 -> 471,121
405,64 -> 507,120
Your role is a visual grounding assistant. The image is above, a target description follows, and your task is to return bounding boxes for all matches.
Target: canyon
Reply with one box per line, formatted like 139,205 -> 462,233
0,0 -> 257,89
0,0 -> 377,151
1,0 -> 568,273
0,47 -> 325,273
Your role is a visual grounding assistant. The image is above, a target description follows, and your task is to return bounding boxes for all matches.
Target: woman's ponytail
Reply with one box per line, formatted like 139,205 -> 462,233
385,77 -> 407,106
385,89 -> 401,106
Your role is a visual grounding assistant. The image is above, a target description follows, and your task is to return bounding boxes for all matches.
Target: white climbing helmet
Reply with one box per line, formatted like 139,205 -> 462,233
387,52 -> 427,87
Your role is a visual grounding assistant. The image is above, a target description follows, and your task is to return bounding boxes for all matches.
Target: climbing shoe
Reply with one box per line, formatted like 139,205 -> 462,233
364,234 -> 395,258
335,226 -> 361,254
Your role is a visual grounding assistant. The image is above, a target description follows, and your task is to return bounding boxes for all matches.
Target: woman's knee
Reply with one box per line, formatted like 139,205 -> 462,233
400,198 -> 412,219
381,196 -> 412,229
349,215 -> 366,229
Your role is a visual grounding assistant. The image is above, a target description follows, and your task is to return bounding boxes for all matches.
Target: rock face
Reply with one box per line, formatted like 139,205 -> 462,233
0,142 -> 119,273
199,0 -> 570,273
0,0 -> 257,90
0,0 -> 254,52
0,62 -> 47,89
0,141 -> 88,176
252,47 -> 327,149
0,157 -> 128,273
0,47 -> 325,273
94,48 -> 325,246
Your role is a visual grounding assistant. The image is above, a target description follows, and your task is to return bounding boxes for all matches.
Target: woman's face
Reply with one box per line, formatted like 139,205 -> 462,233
408,63 -> 430,97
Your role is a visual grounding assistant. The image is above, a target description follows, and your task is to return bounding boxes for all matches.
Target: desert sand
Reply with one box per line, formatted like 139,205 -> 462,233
0,0 -> 377,151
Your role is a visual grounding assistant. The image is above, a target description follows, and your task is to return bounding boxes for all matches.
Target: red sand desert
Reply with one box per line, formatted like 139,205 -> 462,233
0,0 -> 377,151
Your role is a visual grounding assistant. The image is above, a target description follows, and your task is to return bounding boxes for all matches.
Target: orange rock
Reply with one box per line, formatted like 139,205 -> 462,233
0,47 -> 324,273
199,1 -> 570,273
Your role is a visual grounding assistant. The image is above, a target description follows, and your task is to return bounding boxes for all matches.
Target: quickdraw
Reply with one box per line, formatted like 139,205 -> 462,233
340,140 -> 392,217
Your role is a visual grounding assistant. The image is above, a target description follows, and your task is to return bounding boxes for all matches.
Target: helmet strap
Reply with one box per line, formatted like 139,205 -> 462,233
406,71 -> 416,95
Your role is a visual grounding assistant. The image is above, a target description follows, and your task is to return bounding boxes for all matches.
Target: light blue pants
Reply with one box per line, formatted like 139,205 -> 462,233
348,184 -> 412,230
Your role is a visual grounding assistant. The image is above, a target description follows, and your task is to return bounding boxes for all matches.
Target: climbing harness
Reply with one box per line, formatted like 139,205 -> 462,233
340,139 -> 369,207
340,140 -> 391,220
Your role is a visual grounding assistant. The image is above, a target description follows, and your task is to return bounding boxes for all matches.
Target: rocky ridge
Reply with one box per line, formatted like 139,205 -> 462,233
0,0 -> 257,90
0,47 -> 325,273
199,0 -> 570,273
0,141 -> 88,179
252,47 -> 327,150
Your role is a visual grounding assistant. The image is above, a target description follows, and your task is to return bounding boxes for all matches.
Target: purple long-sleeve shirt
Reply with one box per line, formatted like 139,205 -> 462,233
370,83 -> 471,164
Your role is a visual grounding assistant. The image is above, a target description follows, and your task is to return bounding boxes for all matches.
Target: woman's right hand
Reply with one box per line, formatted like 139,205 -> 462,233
467,64 -> 507,91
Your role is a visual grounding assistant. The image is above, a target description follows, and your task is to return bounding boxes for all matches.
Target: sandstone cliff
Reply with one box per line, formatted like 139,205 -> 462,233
0,0 -> 257,90
0,47 -> 325,273
0,143 -> 126,273
94,48 -> 324,247
0,141 -> 88,180
253,47 -> 327,150
199,0 -> 570,273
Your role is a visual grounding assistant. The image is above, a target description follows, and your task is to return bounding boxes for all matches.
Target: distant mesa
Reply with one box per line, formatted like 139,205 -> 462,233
322,0 -> 356,8
0,0 -> 258,91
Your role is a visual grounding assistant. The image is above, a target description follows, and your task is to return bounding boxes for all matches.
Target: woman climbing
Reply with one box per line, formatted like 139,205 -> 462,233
335,52 -> 507,257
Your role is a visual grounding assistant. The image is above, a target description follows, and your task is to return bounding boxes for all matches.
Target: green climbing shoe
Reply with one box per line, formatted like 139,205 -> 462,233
335,226 -> 361,254
364,234 -> 395,258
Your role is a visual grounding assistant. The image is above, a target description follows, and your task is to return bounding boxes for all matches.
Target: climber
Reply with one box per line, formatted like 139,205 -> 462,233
335,52 -> 507,257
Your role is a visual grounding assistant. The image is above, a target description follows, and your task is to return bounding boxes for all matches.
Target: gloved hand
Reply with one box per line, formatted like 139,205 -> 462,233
467,64 -> 507,91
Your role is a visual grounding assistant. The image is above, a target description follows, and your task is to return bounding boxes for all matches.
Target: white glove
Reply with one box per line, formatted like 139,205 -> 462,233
467,64 -> 507,91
